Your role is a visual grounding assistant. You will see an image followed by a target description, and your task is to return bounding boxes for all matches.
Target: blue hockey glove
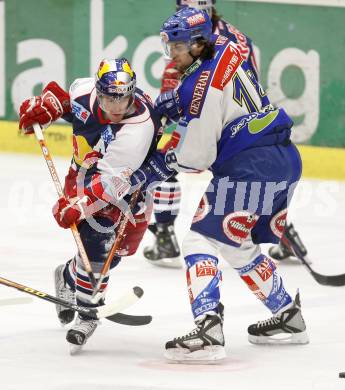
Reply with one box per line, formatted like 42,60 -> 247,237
131,151 -> 175,192
154,90 -> 180,124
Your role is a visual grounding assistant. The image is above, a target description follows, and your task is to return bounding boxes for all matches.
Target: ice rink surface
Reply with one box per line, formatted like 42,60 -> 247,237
1,153 -> 345,390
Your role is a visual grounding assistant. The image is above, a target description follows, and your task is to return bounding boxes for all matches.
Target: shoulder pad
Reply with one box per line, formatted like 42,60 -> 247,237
69,78 -> 94,101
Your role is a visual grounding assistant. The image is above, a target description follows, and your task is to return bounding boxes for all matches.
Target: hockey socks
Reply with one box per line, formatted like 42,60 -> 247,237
185,254 -> 222,321
236,254 -> 292,314
153,178 -> 181,223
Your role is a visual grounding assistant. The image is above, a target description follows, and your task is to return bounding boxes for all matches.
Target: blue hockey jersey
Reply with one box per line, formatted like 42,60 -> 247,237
213,18 -> 258,80
172,38 -> 293,174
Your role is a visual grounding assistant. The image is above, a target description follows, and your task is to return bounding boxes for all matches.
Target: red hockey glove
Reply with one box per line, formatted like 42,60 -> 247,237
19,81 -> 70,134
52,196 -> 92,229
161,61 -> 181,93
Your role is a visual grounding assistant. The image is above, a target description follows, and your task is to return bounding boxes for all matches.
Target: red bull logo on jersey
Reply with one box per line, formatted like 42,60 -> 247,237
72,135 -> 101,168
187,13 -> 206,27
189,70 -> 210,116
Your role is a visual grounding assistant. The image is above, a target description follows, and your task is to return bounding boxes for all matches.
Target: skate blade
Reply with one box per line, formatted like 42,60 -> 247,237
146,256 -> 182,269
248,330 -> 309,345
164,346 -> 226,364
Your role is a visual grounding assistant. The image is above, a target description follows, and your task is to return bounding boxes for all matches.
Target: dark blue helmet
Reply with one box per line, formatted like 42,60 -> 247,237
160,7 -> 212,47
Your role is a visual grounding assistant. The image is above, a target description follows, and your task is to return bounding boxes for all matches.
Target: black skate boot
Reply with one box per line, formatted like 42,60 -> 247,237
268,239 -> 295,261
143,222 -> 182,268
269,223 -> 311,264
66,315 -> 98,354
165,310 -> 226,363
248,291 -> 309,345
54,264 -> 75,325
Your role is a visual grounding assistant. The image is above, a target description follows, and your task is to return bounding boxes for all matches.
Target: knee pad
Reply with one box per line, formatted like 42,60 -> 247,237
182,230 -> 219,259
219,238 -> 261,268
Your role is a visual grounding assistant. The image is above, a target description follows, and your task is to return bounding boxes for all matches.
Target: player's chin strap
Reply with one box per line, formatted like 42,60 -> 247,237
189,51 -> 199,62
181,58 -> 203,82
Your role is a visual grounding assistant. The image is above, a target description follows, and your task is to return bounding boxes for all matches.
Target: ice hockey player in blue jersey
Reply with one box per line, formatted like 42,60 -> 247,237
144,0 -> 258,268
153,8 -> 309,363
19,58 -> 162,350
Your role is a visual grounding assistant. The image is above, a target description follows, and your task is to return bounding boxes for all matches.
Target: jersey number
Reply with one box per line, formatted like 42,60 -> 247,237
232,73 -> 259,113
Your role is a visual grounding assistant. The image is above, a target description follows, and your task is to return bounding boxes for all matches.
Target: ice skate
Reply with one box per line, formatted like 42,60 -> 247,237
144,222 -> 182,268
66,315 -> 98,354
268,223 -> 311,264
165,311 -> 226,364
54,264 -> 75,325
248,291 -> 309,345
268,240 -> 295,261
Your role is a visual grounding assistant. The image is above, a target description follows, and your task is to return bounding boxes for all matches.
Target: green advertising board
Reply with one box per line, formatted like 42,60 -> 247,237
1,0 -> 345,147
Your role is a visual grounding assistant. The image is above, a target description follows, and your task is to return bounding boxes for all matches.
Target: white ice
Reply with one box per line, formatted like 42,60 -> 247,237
0,152 -> 345,390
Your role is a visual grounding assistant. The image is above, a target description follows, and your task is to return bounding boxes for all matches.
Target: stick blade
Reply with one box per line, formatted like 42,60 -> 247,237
95,286 -> 144,319
106,312 -> 152,326
94,286 -> 151,326
311,271 -> 345,287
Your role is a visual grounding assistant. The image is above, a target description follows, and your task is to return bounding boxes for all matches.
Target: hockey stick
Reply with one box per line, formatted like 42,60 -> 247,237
32,123 -> 97,289
91,115 -> 169,300
283,223 -> 345,287
0,275 -> 152,325
91,188 -> 142,302
31,124 -> 153,324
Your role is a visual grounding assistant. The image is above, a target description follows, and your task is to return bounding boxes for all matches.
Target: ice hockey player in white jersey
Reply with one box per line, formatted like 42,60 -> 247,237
151,8 -> 309,363
18,58 -> 162,350
144,0 -> 259,268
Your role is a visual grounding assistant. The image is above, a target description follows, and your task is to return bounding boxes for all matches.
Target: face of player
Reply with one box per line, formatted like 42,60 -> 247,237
97,93 -> 132,123
165,41 -> 204,72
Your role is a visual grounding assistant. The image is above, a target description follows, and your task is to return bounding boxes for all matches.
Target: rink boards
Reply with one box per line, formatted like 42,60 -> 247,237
0,120 -> 344,181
